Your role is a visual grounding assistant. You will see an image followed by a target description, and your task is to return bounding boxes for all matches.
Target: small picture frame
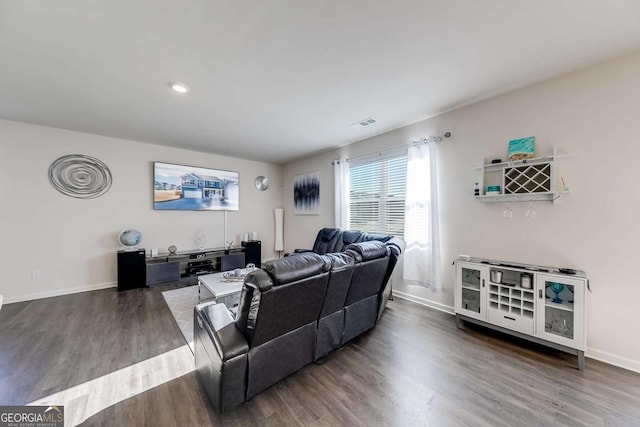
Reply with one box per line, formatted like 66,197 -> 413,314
508,136 -> 535,161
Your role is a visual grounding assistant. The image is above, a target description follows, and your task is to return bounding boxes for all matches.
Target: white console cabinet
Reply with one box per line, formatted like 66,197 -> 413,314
454,257 -> 588,370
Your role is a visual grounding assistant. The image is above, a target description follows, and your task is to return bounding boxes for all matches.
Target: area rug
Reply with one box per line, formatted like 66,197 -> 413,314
162,285 -> 199,352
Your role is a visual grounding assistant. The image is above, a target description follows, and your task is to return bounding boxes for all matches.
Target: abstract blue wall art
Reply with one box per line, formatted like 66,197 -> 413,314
293,171 -> 320,215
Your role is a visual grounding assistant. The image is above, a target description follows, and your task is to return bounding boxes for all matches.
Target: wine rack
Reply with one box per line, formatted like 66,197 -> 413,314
504,162 -> 551,194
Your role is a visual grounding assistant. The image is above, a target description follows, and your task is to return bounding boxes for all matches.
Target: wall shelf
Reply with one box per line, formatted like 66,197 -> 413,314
474,147 -> 569,204
475,192 -> 567,203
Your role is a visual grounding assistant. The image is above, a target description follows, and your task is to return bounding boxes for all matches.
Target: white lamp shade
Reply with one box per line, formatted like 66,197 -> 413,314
274,208 -> 284,251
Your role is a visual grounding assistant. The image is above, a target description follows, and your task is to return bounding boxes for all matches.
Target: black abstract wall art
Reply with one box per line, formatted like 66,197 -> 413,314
293,171 -> 319,215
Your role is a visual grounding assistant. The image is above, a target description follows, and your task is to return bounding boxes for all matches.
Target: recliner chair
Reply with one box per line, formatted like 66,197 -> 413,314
342,241 -> 390,344
238,253 -> 331,399
290,227 -> 342,255
195,252 -> 331,412
315,252 -> 354,360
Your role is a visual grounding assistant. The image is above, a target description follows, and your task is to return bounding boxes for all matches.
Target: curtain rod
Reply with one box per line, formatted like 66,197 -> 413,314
332,131 -> 452,164
411,131 -> 452,147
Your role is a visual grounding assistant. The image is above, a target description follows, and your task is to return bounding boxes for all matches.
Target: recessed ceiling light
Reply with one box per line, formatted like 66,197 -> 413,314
169,82 -> 190,93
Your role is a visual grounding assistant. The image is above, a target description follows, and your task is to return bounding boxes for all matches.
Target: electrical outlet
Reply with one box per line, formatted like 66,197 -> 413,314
31,270 -> 41,280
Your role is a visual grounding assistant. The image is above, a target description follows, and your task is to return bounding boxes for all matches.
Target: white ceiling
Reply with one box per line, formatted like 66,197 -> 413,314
1,1 -> 640,164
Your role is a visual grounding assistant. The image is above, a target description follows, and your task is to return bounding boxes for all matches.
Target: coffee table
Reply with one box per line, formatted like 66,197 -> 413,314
198,272 -> 244,312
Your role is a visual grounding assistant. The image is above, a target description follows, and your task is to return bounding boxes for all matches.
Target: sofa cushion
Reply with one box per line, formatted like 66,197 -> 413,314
345,241 -> 389,262
263,252 -> 330,285
361,232 -> 392,243
248,272 -> 329,347
318,227 -> 340,242
324,252 -> 354,272
334,230 -> 364,252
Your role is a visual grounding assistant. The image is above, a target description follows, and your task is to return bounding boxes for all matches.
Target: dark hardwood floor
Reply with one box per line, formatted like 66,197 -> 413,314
0,287 -> 185,405
2,286 -> 640,426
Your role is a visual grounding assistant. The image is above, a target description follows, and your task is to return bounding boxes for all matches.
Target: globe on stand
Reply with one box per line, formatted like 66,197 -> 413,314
119,229 -> 142,251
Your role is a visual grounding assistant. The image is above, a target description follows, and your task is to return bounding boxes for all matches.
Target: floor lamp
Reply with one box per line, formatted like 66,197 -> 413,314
274,208 -> 284,257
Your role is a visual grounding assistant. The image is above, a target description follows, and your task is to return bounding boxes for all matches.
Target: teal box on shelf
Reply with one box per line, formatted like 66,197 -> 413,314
508,136 -> 535,161
486,185 -> 501,194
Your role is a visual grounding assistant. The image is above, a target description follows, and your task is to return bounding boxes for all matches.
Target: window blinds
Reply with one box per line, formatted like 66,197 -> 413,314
349,152 -> 408,238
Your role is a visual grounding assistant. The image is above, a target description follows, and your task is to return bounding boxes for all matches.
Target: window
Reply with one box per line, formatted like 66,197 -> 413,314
349,150 -> 408,238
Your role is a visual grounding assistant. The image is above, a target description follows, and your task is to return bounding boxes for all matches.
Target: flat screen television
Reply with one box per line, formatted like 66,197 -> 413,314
154,162 -> 239,211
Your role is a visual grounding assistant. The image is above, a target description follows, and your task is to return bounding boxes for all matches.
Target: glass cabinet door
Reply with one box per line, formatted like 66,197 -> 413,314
535,274 -> 585,350
455,262 -> 487,321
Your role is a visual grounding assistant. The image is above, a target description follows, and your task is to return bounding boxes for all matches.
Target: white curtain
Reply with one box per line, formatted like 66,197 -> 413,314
403,142 -> 441,290
333,158 -> 349,229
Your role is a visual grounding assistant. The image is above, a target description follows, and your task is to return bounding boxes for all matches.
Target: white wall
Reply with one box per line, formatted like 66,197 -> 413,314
283,52 -> 640,372
0,120 -> 283,302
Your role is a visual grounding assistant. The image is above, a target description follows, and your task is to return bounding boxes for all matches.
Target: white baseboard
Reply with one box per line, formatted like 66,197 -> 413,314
392,290 -> 455,315
392,290 -> 640,374
4,281 -> 117,304
586,347 -> 640,374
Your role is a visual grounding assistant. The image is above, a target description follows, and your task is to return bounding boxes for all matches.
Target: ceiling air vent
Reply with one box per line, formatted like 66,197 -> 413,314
351,117 -> 377,128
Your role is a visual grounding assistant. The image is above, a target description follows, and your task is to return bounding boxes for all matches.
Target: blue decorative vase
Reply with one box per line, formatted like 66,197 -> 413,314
550,283 -> 564,303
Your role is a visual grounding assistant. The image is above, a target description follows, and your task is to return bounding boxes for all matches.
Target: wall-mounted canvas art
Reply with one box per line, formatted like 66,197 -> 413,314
293,171 -> 320,215
154,162 -> 239,211
508,136 -> 535,161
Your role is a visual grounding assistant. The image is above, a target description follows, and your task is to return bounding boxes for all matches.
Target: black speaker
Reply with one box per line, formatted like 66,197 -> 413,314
117,250 -> 146,291
242,240 -> 261,267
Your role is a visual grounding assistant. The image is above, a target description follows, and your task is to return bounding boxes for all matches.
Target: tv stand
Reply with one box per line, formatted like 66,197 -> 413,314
117,242 -> 261,289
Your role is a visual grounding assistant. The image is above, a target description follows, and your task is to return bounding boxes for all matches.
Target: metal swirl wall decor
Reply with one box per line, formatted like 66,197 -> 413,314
48,154 -> 113,199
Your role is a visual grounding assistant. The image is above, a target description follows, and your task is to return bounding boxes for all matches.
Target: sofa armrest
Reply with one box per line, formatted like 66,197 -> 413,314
245,269 -> 274,292
197,302 -> 248,360
194,302 -> 248,413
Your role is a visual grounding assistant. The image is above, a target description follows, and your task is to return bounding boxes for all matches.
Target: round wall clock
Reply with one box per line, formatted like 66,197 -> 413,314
254,176 -> 269,191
